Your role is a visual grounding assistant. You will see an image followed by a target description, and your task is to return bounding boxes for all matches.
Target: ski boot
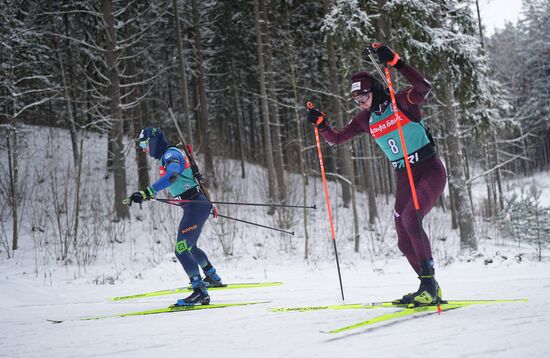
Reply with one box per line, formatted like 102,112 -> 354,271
411,259 -> 442,306
203,266 -> 224,288
393,259 -> 443,306
175,276 -> 210,306
393,288 -> 418,305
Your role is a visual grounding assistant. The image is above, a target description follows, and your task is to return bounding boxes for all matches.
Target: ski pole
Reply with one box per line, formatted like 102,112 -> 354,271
153,198 -> 316,210
364,47 -> 388,86
306,100 -> 345,301
132,196 -> 295,236
215,213 -> 295,236
383,66 -> 440,312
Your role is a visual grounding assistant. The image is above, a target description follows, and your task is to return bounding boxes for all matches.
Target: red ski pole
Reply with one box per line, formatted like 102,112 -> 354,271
384,68 -> 421,210
306,101 -> 345,301
383,67 -> 441,313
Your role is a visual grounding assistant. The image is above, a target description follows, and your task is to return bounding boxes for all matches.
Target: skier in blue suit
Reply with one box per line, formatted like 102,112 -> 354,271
128,127 -> 222,306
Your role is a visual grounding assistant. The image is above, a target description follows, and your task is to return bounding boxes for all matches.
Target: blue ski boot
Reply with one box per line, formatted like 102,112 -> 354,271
203,266 -> 223,288
175,276 -> 210,306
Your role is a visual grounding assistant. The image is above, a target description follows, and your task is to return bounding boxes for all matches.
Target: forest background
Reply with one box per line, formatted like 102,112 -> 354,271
1,0 -> 549,269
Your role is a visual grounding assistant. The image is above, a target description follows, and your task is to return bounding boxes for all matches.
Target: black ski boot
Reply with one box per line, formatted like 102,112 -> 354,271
393,287 -> 418,305
411,259 -> 442,306
175,276 -> 210,306
203,266 -> 223,288
394,259 -> 442,306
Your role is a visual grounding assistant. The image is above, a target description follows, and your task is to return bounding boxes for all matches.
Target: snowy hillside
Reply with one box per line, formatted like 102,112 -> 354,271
1,125 -> 549,358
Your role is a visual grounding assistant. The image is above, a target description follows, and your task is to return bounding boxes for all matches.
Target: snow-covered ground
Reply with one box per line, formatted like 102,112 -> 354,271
1,125 -> 549,357
2,257 -> 549,358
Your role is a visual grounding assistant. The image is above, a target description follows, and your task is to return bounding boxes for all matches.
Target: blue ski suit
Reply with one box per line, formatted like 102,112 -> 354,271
141,128 -> 213,279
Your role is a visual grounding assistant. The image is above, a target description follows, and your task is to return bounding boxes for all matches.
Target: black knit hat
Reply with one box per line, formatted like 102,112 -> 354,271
350,71 -> 388,109
350,71 -> 375,94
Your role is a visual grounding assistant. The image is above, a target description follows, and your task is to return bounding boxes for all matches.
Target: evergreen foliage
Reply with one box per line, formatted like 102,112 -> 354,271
498,184 -> 550,259
2,0 -> 548,255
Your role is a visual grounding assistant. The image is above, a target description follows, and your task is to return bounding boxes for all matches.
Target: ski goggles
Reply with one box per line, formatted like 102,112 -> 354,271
353,90 -> 371,105
139,139 -> 149,149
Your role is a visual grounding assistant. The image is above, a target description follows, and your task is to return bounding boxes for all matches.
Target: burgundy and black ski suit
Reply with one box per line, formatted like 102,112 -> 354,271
318,63 -> 447,274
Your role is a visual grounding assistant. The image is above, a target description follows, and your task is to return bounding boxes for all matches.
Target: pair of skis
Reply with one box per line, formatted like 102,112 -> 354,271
109,281 -> 282,301
270,299 -> 528,334
45,281 -> 281,323
49,281 -> 527,335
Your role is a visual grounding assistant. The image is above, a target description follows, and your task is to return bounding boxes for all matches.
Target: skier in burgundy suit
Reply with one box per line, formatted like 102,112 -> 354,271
307,43 -> 447,305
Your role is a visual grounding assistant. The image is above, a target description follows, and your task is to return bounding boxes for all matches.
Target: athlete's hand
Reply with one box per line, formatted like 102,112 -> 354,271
369,43 -> 403,68
306,108 -> 327,129
129,187 -> 154,205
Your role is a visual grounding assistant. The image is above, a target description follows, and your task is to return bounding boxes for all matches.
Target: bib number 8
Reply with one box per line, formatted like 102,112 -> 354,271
388,139 -> 400,154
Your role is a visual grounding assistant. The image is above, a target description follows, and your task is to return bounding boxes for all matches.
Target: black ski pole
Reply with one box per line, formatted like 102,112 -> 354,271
215,213 -> 295,236
135,197 -> 295,236
154,198 -> 316,210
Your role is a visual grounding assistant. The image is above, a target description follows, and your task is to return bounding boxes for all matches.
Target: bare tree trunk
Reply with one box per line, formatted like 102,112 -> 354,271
288,47 -> 309,259
123,0 -> 149,189
73,137 -> 84,249
491,130 -> 504,211
462,146 -> 473,211
103,0 -> 129,220
191,0 -> 216,187
483,144 -> 494,218
442,81 -> 476,251
48,0 -> 79,166
173,0 -> 194,147
324,0 -> 351,207
259,0 -> 286,204
475,0 -> 485,48
229,57 -> 246,178
441,134 -> 458,228
253,0 -> 277,207
6,126 -> 18,253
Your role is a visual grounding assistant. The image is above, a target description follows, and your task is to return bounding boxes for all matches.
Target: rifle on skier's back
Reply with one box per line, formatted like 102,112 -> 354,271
167,107 -> 217,217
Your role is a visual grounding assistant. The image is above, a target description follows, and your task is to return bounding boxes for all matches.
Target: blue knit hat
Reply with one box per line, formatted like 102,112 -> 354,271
139,127 -> 168,160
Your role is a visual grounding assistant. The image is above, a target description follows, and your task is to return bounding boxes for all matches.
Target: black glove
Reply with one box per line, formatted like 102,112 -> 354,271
368,42 -> 403,69
306,108 -> 327,129
129,187 -> 154,205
